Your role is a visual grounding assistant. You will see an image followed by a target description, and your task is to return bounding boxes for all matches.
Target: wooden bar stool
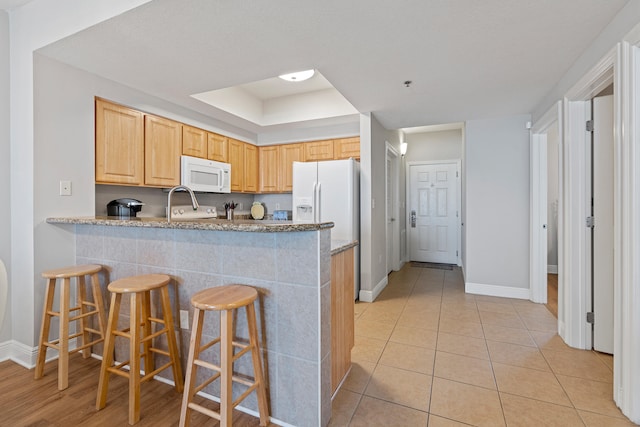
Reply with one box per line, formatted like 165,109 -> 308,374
179,285 -> 269,427
35,264 -> 106,391
96,274 -> 184,425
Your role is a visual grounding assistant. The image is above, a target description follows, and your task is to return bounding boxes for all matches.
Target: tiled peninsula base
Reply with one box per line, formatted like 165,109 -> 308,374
70,224 -> 332,427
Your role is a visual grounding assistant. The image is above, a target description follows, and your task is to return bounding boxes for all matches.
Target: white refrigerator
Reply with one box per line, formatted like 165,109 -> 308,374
293,158 -> 360,299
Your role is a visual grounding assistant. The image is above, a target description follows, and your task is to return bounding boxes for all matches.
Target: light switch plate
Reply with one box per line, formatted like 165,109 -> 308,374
59,180 -> 72,196
179,310 -> 189,329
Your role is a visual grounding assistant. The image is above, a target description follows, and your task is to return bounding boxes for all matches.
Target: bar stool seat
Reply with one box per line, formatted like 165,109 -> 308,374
35,264 -> 106,391
96,274 -> 184,425
179,285 -> 269,427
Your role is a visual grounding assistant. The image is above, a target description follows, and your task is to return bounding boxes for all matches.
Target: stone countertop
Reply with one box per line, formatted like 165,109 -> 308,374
330,239 -> 359,255
46,216 -> 334,233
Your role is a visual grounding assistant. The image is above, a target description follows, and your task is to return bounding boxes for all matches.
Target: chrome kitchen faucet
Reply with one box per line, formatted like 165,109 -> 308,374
167,185 -> 200,223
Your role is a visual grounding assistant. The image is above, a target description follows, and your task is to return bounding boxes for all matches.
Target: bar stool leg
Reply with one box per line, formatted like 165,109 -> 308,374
160,285 -> 184,392
141,291 -> 154,375
35,278 -> 56,380
90,272 -> 107,345
97,292 -> 121,411
220,309 -> 234,427
247,303 -> 270,426
57,277 -> 71,390
129,292 -> 142,425
77,275 -> 91,358
179,308 -> 205,427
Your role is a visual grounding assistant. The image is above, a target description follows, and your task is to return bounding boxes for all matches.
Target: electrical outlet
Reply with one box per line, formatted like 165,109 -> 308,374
372,198 -> 376,209
275,203 -> 280,210
179,310 -> 189,329
238,203 -> 243,211
59,180 -> 72,196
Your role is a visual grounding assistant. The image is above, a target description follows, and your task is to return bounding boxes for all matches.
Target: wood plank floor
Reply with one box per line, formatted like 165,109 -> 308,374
546,273 -> 558,318
0,354 -> 274,426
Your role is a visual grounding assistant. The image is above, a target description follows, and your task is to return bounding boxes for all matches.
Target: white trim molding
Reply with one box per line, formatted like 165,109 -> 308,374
359,275 -> 387,302
530,101 -> 562,304
562,44 -> 619,351
615,25 -> 640,423
465,282 -> 530,300
0,340 -> 39,368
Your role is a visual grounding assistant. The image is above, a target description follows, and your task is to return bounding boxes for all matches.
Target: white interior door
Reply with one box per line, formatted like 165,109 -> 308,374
593,94 -> 614,354
409,163 -> 458,264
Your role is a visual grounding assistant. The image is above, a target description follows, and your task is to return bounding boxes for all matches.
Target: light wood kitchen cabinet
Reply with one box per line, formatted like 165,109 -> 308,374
144,115 -> 182,187
331,247 -> 355,394
304,139 -> 334,161
279,143 -> 304,192
95,98 -> 144,185
334,137 -> 360,159
207,132 -> 228,162
244,143 -> 259,192
259,146 -> 279,193
182,125 -> 207,159
228,138 -> 244,192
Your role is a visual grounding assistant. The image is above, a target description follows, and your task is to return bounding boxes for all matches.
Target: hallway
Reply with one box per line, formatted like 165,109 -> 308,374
330,264 -> 634,426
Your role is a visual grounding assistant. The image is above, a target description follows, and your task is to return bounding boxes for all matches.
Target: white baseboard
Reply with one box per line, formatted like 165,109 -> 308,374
465,282 -> 530,300
547,265 -> 558,274
359,275 -> 388,302
0,340 -> 39,368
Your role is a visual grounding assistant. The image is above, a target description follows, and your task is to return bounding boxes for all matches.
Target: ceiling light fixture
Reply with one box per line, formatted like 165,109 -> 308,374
279,69 -> 315,82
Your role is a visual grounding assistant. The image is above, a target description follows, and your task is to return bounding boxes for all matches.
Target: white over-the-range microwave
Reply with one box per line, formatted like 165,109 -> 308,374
181,155 -> 231,193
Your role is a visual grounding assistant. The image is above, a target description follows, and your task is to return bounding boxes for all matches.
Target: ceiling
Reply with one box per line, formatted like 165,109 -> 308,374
33,0 -> 630,138
0,0 -> 30,10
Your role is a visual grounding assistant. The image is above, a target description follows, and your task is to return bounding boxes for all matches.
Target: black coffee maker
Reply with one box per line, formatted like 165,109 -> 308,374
107,198 -> 144,217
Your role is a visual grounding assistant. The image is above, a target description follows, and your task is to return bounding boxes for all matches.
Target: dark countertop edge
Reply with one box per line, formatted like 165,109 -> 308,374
46,216 -> 334,233
331,240 -> 359,256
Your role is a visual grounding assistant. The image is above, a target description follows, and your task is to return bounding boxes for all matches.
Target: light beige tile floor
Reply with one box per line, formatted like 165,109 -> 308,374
329,263 -> 637,426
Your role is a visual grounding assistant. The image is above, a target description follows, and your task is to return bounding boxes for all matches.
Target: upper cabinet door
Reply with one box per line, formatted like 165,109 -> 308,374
208,132 -> 228,162
334,137 -> 360,160
304,139 -> 334,161
182,125 -> 207,158
279,143 -> 304,192
258,146 -> 279,193
144,115 -> 182,187
95,98 -> 144,185
244,143 -> 259,193
228,138 -> 244,192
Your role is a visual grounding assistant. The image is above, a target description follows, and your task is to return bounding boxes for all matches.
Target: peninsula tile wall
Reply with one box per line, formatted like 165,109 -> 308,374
73,224 -> 331,426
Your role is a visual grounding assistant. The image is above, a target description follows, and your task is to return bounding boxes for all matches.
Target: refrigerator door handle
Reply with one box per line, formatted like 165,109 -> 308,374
312,181 -> 317,222
316,182 -> 321,222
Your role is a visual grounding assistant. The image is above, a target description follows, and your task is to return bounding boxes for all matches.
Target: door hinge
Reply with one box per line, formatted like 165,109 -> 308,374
456,210 -> 459,218
456,250 -> 459,257
586,216 -> 595,228
586,312 -> 595,324
586,120 -> 594,132
456,171 -> 459,178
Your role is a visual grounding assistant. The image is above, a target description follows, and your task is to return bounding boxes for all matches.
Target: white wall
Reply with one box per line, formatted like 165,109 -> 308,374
8,0 -> 152,361
0,10 -> 11,343
547,123 -> 560,271
464,115 -> 531,297
405,129 -> 463,162
358,113 -> 401,301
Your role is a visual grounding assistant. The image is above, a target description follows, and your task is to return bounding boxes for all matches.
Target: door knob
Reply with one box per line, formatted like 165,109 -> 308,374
411,211 -> 416,228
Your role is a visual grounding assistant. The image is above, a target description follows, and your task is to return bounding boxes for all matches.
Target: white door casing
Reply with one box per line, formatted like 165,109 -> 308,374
592,94 -> 614,354
386,157 -> 393,273
408,162 -> 458,264
385,143 -> 400,272
531,101 -> 563,307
